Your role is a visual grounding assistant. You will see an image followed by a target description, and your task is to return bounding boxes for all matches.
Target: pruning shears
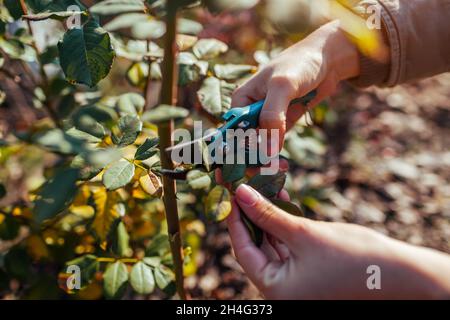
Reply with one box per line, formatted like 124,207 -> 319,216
162,90 -> 318,179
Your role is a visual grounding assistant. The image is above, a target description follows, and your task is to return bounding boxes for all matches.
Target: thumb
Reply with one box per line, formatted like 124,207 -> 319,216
235,184 -> 306,246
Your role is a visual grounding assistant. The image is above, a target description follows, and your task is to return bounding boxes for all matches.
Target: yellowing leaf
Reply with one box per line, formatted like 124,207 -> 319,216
92,189 -> 121,241
205,186 -> 231,222
72,184 -> 91,207
139,171 -> 163,198
26,234 -> 50,260
70,205 -> 95,218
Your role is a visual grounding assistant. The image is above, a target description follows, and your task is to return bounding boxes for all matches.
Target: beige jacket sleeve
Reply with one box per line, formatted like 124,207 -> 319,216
352,0 -> 450,87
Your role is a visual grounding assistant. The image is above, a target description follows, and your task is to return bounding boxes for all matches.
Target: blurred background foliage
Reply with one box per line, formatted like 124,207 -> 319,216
0,0 -> 449,300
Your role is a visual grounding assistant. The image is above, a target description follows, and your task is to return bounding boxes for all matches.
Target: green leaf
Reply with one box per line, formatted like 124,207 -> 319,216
90,0 -> 146,15
27,0 -> 86,12
65,127 -> 103,143
72,104 -> 116,127
131,19 -> 166,40
58,19 -> 115,87
102,160 -> 135,191
142,105 -> 189,123
272,199 -> 304,217
178,18 -> 203,35
33,168 -> 79,224
241,213 -> 263,247
103,13 -> 147,31
65,254 -> 99,288
187,170 -> 211,190
143,256 -> 161,268
71,110 -> 107,140
39,45 -> 59,64
177,52 -> 208,86
247,172 -> 286,199
222,163 -> 246,183
146,234 -> 169,257
130,261 -> 155,295
197,77 -> 236,117
112,115 -> 143,147
204,0 -> 259,13
4,0 -> 24,20
22,10 -> 86,21
0,38 -> 36,61
113,221 -> 132,257
117,93 -> 145,116
213,64 -> 255,81
192,38 -> 228,60
205,185 -> 231,222
134,138 -> 159,160
154,265 -> 174,290
103,261 -> 129,299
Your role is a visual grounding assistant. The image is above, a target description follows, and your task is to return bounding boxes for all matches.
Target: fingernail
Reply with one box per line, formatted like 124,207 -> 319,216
236,184 -> 259,206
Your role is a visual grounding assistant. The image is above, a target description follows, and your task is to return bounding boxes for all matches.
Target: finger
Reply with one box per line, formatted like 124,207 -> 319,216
235,184 -> 302,246
286,101 -> 308,131
309,72 -> 339,107
259,80 -> 297,154
261,234 -> 283,261
231,72 -> 267,108
278,189 -> 290,201
227,199 -> 269,284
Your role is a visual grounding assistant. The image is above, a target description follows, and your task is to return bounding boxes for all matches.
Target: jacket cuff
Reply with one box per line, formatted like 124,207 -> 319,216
347,0 -> 394,87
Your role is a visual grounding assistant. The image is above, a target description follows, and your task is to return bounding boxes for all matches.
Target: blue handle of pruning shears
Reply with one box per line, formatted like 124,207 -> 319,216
218,89 -> 318,138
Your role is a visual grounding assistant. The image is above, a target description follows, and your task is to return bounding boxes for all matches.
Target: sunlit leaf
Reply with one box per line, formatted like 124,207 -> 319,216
130,261 -> 155,295
146,234 -> 169,257
204,0 -> 259,13
142,105 -> 189,123
213,64 -> 256,81
90,0 -> 146,15
187,170 -> 211,190
111,115 -> 143,147
154,264 -> 174,290
192,38 -> 228,60
178,18 -> 203,35
103,160 -> 135,191
197,77 -> 236,117
113,221 -> 132,257
117,93 -> 145,116
205,185 -> 231,222
103,261 -> 128,299
139,171 -> 163,197
92,189 -> 121,240
33,129 -> 86,155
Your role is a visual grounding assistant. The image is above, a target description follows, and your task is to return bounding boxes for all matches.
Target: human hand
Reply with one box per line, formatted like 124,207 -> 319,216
227,185 -> 450,299
232,20 -> 360,152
